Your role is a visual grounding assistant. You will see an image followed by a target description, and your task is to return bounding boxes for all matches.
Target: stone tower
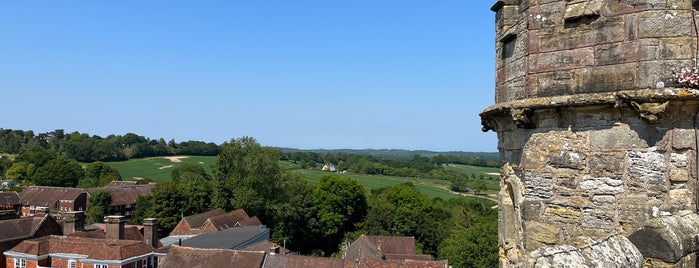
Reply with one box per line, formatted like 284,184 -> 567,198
482,0 -> 699,267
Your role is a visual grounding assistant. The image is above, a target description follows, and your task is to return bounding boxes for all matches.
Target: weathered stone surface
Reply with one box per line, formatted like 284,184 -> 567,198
672,129 -> 696,150
668,168 -> 689,182
524,173 -> 554,199
591,195 -> 615,206
581,207 -> 615,228
628,212 -> 699,263
589,152 -> 625,176
525,235 -> 643,268
589,125 -> 648,150
529,48 -> 594,73
637,10 -> 693,38
524,221 -> 561,248
544,205 -> 581,223
549,151 -> 585,170
580,176 -> 624,195
627,149 -> 668,192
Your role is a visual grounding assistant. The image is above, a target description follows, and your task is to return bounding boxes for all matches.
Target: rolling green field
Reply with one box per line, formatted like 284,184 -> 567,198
106,156 -> 216,182
444,164 -> 500,179
106,157 -> 497,200
293,169 -> 468,200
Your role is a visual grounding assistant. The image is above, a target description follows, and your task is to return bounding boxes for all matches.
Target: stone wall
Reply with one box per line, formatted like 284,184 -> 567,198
487,90 -> 699,266
493,0 -> 697,103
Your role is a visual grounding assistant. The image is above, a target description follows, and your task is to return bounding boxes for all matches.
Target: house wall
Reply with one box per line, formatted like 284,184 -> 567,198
4,258 -> 38,268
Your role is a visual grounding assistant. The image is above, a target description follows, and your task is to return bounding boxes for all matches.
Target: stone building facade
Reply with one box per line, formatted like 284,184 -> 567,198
481,0 -> 699,267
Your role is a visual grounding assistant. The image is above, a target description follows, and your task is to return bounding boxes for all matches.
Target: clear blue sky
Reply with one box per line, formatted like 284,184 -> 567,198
1,1 -> 498,152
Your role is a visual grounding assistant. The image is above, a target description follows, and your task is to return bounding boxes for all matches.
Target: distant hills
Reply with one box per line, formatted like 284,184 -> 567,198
275,148 -> 500,160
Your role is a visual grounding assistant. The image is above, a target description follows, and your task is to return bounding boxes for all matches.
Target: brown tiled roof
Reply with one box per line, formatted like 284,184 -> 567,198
183,208 -> 225,229
384,254 -> 433,261
367,236 -> 416,255
160,245 -> 266,268
344,235 -> 383,260
107,181 -> 138,186
69,226 -> 144,241
238,216 -> 263,227
9,235 -> 154,260
240,240 -> 290,254
265,254 -> 346,268
0,192 -> 21,206
357,259 -> 449,268
90,184 -> 155,206
0,216 -> 49,242
207,209 -> 250,230
19,186 -> 86,206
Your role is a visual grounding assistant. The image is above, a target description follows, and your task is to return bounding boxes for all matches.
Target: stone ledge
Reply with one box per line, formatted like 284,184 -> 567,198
515,235 -> 644,268
480,88 -> 699,131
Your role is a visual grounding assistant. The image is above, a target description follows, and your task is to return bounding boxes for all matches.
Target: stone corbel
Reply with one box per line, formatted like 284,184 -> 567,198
481,116 -> 499,132
511,108 -> 536,128
629,101 -> 670,123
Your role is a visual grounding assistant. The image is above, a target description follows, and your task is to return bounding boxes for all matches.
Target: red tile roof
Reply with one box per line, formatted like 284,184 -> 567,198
8,235 -> 154,261
265,254 -> 346,268
19,186 -> 86,206
238,216 -> 263,227
87,184 -> 155,206
160,245 -> 266,268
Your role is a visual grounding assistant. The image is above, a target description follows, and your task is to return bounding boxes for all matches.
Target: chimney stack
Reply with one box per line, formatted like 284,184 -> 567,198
34,206 -> 50,217
270,242 -> 280,255
106,215 -> 125,240
62,211 -> 85,235
143,218 -> 159,249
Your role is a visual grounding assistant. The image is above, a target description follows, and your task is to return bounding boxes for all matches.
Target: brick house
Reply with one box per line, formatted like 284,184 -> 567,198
18,187 -> 87,217
89,184 -> 155,218
4,235 -> 156,268
170,208 -> 262,236
0,215 -> 63,268
4,215 -> 161,268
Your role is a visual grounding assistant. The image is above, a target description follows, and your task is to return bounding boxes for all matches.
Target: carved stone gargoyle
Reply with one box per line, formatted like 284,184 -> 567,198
629,101 -> 669,123
510,108 -> 535,128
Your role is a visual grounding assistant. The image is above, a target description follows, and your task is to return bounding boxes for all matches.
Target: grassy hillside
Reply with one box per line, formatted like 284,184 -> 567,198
106,157 -> 497,200
106,156 -> 216,182
444,164 -> 500,179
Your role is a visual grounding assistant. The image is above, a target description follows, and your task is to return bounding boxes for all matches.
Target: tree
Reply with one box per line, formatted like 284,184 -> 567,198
83,162 -> 122,187
212,136 -> 283,222
360,183 -> 449,255
311,174 -> 368,254
171,163 -> 210,183
5,162 -> 34,181
32,157 -> 84,187
86,190 -> 112,224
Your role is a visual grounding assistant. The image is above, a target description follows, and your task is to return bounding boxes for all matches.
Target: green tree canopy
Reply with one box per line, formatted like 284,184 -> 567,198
32,157 -> 84,187
86,190 -> 112,224
311,174 -> 368,253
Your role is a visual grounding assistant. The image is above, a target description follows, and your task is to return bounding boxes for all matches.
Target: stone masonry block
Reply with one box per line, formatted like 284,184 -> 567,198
549,151 -> 585,170
627,149 -> 668,192
538,16 -> 625,52
638,10 -> 693,38
670,152 -> 688,168
544,205 -> 582,223
581,63 -> 637,93
529,47 -> 594,73
580,176 -> 625,195
581,207 -> 615,228
672,129 -> 696,150
589,152 -> 625,176
524,173 -> 554,199
589,124 -> 648,150
527,2 -> 565,30
594,42 -> 640,66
